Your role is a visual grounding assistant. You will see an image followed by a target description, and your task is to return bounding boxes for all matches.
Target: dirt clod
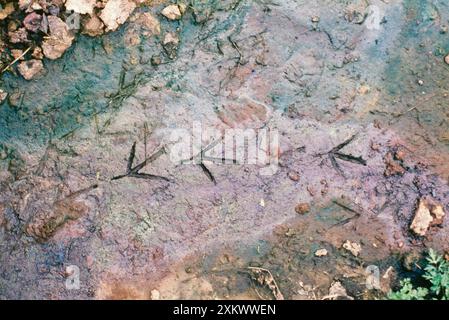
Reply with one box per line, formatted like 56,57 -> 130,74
288,171 -> 300,181
342,240 -> 362,257
402,251 -> 421,271
11,49 -> 25,60
150,289 -> 160,300
394,149 -> 406,161
23,12 -> 42,32
384,152 -> 405,176
100,0 -> 136,32
31,47 -> 44,59
0,2 -> 14,20
410,197 -> 446,236
8,27 -> 29,44
65,0 -> 96,15
0,89 -> 7,103
323,281 -> 354,300
151,55 -> 162,66
295,203 -> 310,215
357,85 -> 370,95
161,4 -> 182,20
137,12 -> 161,36
248,267 -> 284,300
82,14 -> 105,37
42,16 -> 75,60
315,248 -> 328,257
17,59 -> 44,80
163,32 -> 180,59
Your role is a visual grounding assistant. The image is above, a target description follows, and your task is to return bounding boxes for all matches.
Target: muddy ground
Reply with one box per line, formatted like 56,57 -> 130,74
0,0 -> 448,299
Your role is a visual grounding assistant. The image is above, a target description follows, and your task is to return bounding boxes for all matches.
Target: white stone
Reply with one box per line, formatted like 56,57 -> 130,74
100,0 -> 136,32
65,0 -> 96,15
161,5 -> 182,20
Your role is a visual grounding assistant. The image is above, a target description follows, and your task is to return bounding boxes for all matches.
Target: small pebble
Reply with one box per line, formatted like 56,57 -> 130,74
0,89 -> 8,103
17,59 -> 43,80
371,141 -> 381,151
288,171 -> 300,181
342,240 -> 362,257
295,203 -> 310,215
150,289 -> 160,300
151,55 -> 162,66
161,5 -> 182,20
395,149 -> 406,161
315,248 -> 328,257
357,85 -> 370,95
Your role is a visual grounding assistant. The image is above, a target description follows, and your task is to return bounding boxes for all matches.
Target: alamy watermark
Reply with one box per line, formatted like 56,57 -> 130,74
167,121 -> 279,176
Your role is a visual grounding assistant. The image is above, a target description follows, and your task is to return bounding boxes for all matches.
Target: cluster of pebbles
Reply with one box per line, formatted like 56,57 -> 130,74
0,0 -> 186,83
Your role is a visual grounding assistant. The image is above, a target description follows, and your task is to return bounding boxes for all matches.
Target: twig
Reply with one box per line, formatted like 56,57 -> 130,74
2,47 -> 32,73
248,266 -> 284,300
228,36 -> 244,65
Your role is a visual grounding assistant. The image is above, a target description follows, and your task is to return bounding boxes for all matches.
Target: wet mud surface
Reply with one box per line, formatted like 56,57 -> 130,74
0,0 -> 448,299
